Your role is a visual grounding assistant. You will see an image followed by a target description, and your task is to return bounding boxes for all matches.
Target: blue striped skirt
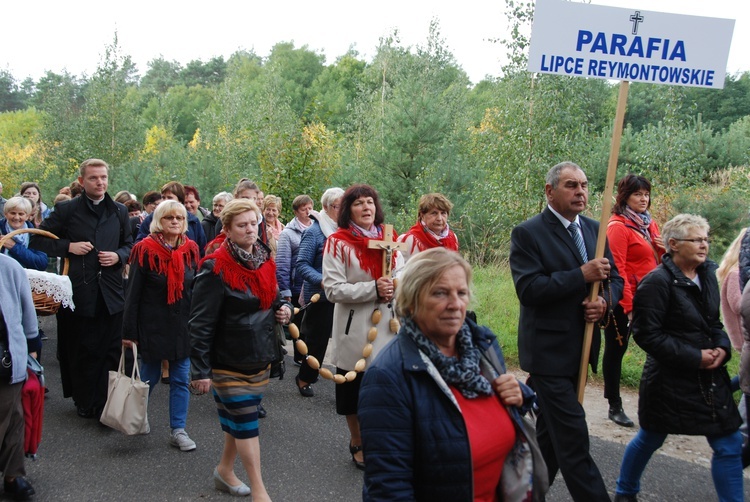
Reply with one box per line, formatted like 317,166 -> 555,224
212,366 -> 270,439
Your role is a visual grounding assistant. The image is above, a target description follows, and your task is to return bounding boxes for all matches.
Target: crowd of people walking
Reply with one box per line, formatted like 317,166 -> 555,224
0,158 -> 748,501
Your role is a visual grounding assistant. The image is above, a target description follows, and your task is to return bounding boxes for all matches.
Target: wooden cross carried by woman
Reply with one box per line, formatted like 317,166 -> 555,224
368,224 -> 407,278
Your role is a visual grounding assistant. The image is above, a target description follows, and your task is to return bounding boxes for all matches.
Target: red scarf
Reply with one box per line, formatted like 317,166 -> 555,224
200,241 -> 278,310
129,235 -> 200,304
404,221 -> 459,254
205,232 -> 227,255
325,225 -> 398,280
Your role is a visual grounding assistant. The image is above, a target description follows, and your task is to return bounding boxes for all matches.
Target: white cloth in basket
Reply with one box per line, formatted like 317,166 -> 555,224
24,269 -> 75,311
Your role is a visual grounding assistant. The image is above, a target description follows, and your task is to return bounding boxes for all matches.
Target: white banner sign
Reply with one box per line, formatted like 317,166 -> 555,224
528,0 -> 735,89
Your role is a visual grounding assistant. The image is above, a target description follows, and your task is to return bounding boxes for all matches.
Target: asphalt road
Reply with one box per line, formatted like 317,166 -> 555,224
14,316 -> 750,501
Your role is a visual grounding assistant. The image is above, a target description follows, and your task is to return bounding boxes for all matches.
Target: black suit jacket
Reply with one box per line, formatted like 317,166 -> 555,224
509,207 -> 623,377
30,193 -> 132,317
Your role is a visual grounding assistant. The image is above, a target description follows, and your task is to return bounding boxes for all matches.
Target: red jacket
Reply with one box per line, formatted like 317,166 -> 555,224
606,213 -> 665,314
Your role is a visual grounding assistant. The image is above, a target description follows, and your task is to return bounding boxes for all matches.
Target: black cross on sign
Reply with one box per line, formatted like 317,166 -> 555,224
630,11 -> 644,35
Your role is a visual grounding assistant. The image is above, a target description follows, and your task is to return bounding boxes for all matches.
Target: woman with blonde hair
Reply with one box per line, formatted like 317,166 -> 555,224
190,198 -> 292,500
123,200 -> 200,451
260,195 -> 283,257
718,228 -> 747,352
359,247 -> 538,501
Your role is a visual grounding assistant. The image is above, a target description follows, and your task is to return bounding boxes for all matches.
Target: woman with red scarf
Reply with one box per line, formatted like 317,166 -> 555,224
189,198 -> 292,501
604,174 -> 665,428
123,200 -> 200,451
323,184 -> 404,470
397,193 -> 458,262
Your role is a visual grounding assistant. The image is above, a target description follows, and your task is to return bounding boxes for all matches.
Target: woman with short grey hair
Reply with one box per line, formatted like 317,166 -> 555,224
0,196 -> 48,270
202,192 -> 233,244
615,213 -> 742,502
293,187 -> 344,397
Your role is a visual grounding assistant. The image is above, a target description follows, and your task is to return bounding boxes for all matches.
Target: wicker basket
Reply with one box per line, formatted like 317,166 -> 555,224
0,227 -> 70,316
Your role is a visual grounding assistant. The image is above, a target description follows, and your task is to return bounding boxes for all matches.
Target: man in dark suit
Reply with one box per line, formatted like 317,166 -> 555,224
510,161 -> 623,501
30,158 -> 132,419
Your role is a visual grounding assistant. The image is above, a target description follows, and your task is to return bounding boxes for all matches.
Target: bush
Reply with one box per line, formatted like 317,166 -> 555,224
671,178 -> 748,260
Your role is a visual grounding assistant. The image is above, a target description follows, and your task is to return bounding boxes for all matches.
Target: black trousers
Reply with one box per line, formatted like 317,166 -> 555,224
0,381 -> 24,478
530,374 -> 611,501
297,300 -> 334,384
288,297 -> 305,363
57,295 -> 123,415
602,304 -> 630,407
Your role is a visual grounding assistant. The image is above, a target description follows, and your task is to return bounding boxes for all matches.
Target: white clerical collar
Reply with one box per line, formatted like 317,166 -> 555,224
86,193 -> 105,205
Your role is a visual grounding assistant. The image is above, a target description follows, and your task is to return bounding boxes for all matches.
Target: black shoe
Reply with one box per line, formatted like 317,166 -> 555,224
4,476 -> 36,501
614,493 -> 638,502
295,376 -> 314,397
270,360 -> 285,380
349,443 -> 365,470
76,406 -> 96,418
257,403 -> 267,419
609,407 -> 634,427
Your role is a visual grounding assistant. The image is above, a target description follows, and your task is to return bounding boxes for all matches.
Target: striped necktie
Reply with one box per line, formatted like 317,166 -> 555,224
567,222 -> 588,262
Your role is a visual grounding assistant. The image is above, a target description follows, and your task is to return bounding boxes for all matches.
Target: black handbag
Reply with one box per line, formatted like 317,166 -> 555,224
0,340 -> 12,383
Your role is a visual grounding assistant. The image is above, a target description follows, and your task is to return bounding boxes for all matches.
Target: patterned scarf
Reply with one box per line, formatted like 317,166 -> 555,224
129,233 -> 199,304
402,317 -> 493,399
325,224 -> 398,281
403,221 -> 459,254
201,238 -> 278,309
623,206 -> 652,240
2,221 -> 29,248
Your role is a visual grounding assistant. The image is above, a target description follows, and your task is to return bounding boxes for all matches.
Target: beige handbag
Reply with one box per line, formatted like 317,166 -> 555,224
100,344 -> 151,435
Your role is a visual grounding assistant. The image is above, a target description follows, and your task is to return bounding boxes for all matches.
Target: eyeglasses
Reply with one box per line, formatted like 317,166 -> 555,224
161,215 -> 185,221
674,238 -> 711,244
330,204 -> 341,210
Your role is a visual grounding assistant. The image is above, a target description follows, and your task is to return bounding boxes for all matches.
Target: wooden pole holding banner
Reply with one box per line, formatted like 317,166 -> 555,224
576,80 -> 630,404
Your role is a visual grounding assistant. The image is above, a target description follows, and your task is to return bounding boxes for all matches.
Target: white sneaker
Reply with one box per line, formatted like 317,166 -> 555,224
169,428 -> 196,452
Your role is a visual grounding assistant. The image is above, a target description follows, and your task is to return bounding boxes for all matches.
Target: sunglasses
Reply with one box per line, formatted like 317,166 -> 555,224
161,215 -> 185,221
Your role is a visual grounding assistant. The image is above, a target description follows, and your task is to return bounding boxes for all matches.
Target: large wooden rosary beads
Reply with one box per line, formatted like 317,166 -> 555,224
288,291 -> 400,384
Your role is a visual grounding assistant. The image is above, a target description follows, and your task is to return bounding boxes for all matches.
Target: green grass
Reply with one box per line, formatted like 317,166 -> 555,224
472,264 -> 741,391
472,264 -> 521,368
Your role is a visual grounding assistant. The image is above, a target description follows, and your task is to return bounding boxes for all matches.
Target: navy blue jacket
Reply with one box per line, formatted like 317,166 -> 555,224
359,320 -> 534,501
295,219 -> 326,303
276,218 -> 307,299
0,219 -> 48,270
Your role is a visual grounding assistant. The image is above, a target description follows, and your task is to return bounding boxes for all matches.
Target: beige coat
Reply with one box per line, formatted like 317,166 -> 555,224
323,236 -> 403,371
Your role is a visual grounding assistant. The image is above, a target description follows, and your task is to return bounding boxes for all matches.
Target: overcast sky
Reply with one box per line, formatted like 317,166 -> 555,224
2,0 -> 747,85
